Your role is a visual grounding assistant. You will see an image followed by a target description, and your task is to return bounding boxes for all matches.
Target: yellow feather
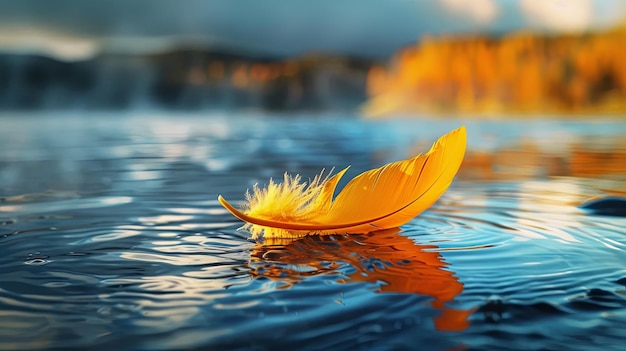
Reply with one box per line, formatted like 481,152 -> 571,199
218,126 -> 466,239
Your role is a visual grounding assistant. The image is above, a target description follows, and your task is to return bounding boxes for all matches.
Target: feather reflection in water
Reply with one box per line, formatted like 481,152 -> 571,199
248,228 -> 472,332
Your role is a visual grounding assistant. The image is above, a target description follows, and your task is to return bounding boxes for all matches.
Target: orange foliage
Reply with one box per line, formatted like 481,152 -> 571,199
231,65 -> 249,89
190,59 -> 304,89
364,26 -> 626,116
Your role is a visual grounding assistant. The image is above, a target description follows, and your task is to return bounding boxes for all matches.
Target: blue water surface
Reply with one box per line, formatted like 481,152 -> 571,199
1,112 -> 625,350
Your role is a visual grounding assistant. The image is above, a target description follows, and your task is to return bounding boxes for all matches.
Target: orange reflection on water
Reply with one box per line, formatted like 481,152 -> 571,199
455,136 -> 626,186
248,228 -> 472,332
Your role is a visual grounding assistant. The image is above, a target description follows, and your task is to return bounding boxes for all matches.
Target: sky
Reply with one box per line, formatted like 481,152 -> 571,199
0,0 -> 625,61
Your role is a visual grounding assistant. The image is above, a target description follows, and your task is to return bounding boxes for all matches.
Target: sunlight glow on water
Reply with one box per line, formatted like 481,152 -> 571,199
0,113 -> 625,350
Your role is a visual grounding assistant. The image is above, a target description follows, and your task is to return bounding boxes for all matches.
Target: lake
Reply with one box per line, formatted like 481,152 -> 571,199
1,112 -> 625,350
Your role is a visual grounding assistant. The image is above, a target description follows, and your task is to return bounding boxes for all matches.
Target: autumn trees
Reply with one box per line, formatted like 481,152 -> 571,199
365,25 -> 626,116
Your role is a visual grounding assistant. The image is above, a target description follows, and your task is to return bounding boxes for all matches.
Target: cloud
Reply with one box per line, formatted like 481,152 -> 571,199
0,26 -> 99,61
440,0 -> 499,24
0,0 -> 624,59
520,0 -> 593,32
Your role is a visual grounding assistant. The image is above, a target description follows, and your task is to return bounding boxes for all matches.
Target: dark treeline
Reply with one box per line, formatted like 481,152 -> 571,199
0,49 -> 375,111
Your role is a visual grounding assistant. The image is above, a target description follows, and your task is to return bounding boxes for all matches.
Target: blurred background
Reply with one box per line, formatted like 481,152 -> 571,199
1,0 -> 626,115
2,2 -> 626,350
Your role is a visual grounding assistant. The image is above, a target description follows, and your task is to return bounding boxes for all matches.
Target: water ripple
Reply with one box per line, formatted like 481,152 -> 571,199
0,115 -> 625,350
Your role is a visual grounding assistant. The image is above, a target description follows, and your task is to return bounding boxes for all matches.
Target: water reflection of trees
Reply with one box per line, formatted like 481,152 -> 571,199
247,228 -> 472,332
458,139 -> 626,184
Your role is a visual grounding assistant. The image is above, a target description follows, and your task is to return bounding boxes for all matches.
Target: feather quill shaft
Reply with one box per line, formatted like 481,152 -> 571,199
219,126 -> 466,239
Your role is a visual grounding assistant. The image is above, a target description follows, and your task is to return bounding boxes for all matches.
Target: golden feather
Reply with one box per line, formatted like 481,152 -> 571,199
218,126 -> 466,239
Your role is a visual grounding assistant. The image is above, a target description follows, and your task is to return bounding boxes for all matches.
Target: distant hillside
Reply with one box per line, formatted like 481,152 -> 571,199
0,48 -> 376,111
363,24 -> 626,116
